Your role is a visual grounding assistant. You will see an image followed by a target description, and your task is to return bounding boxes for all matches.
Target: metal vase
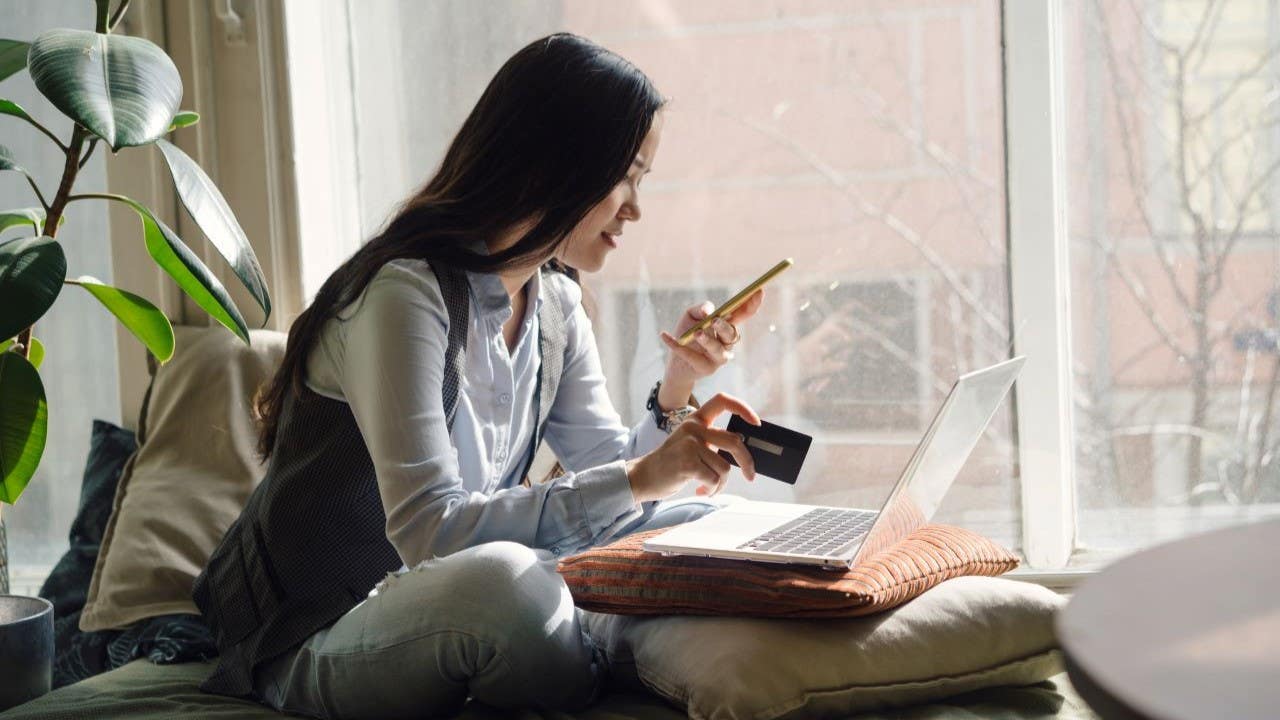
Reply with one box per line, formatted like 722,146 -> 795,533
0,595 -> 54,711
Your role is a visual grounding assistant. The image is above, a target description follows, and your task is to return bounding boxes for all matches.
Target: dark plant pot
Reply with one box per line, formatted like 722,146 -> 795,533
0,595 -> 53,711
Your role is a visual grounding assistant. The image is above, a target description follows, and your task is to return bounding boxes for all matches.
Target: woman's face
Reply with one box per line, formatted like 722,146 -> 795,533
557,111 -> 665,273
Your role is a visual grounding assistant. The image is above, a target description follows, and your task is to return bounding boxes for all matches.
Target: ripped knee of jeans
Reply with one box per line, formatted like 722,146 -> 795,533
370,557 -> 437,597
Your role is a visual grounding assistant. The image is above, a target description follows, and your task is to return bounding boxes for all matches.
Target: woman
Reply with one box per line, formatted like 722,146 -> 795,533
193,32 -> 764,719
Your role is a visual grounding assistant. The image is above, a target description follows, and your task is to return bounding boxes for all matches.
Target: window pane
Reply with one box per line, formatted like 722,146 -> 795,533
1065,0 -> 1280,563
572,1 -> 1017,549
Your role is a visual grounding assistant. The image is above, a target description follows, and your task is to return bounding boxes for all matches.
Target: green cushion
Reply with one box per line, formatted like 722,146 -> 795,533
2,656 -> 1098,719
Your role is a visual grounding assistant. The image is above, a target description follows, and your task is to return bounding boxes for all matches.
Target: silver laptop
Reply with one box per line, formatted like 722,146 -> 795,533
643,356 -> 1025,569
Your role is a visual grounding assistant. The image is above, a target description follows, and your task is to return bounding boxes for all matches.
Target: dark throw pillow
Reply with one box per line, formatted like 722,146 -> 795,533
38,420 -> 137,687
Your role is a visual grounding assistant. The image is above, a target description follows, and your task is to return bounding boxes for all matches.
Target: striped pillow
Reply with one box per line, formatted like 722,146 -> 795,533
557,524 -> 1019,617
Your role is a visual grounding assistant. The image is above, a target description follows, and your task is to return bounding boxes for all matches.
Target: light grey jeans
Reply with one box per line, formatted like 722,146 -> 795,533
252,498 -> 718,719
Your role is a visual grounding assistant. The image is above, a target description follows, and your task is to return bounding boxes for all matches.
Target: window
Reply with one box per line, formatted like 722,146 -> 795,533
1062,0 -> 1280,564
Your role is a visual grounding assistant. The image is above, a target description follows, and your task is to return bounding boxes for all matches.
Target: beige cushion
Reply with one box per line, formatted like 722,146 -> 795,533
584,576 -> 1065,719
80,326 -> 286,631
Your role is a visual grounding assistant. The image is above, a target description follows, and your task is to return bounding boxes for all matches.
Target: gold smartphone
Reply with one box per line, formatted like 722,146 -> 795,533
677,258 -> 794,346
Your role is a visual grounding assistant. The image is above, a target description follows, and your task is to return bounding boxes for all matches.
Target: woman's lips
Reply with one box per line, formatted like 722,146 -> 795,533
601,232 -> 618,249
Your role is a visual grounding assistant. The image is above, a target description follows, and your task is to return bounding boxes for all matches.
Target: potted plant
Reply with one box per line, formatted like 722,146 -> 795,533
0,594 -> 52,710
0,0 -> 270,596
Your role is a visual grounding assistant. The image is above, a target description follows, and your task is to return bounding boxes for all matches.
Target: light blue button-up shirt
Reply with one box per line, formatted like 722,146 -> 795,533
304,257 -> 667,567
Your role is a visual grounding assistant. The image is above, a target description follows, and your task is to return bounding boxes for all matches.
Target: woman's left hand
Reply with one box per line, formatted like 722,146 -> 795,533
659,289 -> 765,392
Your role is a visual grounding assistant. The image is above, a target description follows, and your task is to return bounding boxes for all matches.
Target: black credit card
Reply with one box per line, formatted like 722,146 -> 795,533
717,415 -> 812,485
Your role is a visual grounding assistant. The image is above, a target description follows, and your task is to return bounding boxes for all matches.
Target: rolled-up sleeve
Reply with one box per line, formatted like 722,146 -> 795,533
339,263 -> 655,566
540,290 -> 668,540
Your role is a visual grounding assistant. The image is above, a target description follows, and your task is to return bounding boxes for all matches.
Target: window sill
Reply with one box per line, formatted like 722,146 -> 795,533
1004,568 -> 1091,594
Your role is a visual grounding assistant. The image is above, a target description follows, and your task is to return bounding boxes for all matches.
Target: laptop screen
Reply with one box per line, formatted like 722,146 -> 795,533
854,356 -> 1025,563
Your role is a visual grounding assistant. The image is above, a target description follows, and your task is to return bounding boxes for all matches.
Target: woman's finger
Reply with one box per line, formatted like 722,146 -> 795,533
695,445 -> 732,488
685,301 -> 715,325
727,288 -> 765,323
661,331 -> 717,374
696,477 -> 727,497
694,449 -> 732,496
711,317 -> 741,346
691,392 -> 762,426
694,328 -> 733,365
684,424 -> 755,479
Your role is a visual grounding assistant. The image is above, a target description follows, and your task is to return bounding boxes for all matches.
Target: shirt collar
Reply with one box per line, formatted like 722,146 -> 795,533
462,237 -> 544,321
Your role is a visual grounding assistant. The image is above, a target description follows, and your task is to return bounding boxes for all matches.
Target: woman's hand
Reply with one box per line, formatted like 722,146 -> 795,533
654,289 -> 765,410
625,393 -> 762,503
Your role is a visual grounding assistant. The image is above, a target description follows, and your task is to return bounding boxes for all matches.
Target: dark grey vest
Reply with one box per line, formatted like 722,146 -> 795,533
192,264 -> 570,698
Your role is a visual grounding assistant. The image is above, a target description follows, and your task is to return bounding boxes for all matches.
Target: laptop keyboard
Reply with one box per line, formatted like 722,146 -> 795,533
737,508 -> 878,557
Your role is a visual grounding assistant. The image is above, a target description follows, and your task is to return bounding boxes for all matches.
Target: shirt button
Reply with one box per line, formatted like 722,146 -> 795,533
498,393 -> 511,405
550,546 -> 561,556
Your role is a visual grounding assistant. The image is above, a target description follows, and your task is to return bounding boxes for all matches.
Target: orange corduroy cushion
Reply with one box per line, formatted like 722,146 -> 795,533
557,524 -> 1019,618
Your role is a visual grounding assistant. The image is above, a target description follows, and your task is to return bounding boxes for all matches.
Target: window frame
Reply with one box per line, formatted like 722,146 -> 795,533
1002,0 -> 1080,573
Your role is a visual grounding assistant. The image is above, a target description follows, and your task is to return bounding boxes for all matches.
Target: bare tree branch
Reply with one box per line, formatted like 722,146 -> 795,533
1184,0 -> 1227,75
1088,233 -> 1194,358
1121,0 -> 1177,56
1189,45 -> 1280,125
1170,57 -> 1212,310
832,11 -> 1004,257
1187,116 -> 1280,194
1210,156 -> 1280,286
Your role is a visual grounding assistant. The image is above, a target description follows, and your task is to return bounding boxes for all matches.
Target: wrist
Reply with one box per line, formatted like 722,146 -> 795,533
625,457 -> 651,504
657,370 -> 695,412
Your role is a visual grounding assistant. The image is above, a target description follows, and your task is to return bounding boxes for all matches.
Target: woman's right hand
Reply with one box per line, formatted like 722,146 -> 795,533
625,393 -> 762,503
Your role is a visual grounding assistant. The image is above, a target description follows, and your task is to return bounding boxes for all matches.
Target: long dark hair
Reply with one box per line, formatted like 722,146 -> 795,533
254,32 -> 665,460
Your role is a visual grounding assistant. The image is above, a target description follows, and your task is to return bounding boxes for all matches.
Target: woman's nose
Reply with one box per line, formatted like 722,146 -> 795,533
620,197 -> 641,222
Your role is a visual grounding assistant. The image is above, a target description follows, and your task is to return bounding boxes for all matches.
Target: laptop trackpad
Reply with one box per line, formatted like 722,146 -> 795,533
652,506 -> 797,549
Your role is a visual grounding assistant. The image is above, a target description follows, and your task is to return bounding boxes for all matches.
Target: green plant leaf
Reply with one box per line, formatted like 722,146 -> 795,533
0,235 -> 66,341
168,110 -> 198,132
27,29 -> 181,151
0,350 -> 47,504
0,142 -> 22,171
26,336 -> 44,369
73,275 -> 174,363
114,197 -> 249,343
156,139 -> 271,322
0,98 -> 35,125
0,40 -> 28,83
0,208 -> 47,236
0,141 -> 28,181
